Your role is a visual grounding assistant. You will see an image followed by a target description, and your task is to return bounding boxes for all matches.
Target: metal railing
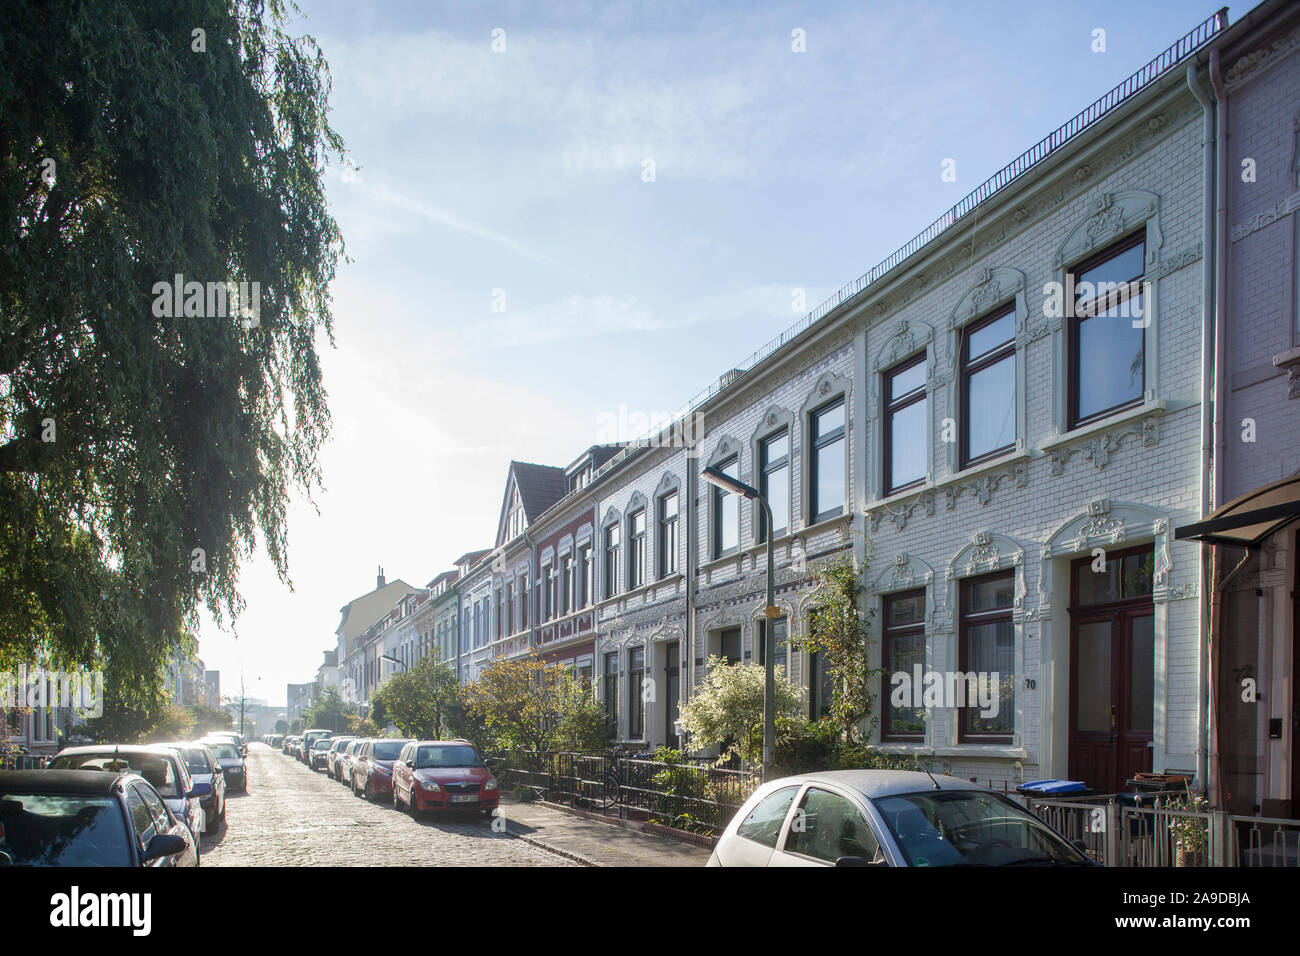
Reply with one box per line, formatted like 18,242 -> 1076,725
1022,794 -> 1300,867
0,753 -> 50,771
491,750 -> 760,838
528,9 -> 1227,522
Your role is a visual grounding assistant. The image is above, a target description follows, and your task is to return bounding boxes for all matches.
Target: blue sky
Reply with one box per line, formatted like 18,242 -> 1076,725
198,0 -> 1222,705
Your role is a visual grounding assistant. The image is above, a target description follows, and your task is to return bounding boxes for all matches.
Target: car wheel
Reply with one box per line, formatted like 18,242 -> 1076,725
365,779 -> 375,802
408,793 -> 421,820
352,775 -> 361,797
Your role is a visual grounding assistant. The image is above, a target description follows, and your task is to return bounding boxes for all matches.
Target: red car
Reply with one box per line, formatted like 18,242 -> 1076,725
351,738 -> 412,802
393,740 -> 499,818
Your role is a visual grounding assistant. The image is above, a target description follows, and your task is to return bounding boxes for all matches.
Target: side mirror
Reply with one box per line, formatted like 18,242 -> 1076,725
833,856 -> 870,867
190,782 -> 212,799
142,833 -> 188,863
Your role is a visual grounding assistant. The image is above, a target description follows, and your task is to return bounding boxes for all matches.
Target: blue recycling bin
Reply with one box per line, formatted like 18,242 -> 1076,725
1016,779 -> 1091,796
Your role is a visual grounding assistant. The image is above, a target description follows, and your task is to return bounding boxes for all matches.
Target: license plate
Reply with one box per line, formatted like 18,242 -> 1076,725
450,794 -> 477,804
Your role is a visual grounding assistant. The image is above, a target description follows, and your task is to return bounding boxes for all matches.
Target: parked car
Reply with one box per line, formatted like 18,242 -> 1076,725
325,736 -> 356,779
206,731 -> 247,758
165,741 -> 226,835
301,729 -> 332,764
47,745 -> 205,853
392,740 -> 498,817
338,738 -> 366,784
308,738 -> 333,771
707,771 -> 1095,867
0,769 -> 198,867
202,739 -> 248,794
282,736 -> 299,756
351,738 -> 412,802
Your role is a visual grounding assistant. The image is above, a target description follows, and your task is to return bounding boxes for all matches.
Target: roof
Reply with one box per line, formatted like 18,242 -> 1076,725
426,569 -> 458,589
509,460 -> 567,521
0,769 -> 134,794
767,769 -> 986,799
454,548 -> 492,567
335,578 -> 420,656
1175,472 -> 1300,547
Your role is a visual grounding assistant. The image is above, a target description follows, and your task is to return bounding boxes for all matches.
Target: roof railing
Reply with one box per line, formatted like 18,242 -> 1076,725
534,9 -> 1227,520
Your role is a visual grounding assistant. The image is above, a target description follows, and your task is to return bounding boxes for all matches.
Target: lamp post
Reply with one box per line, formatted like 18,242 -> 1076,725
701,464 -> 777,781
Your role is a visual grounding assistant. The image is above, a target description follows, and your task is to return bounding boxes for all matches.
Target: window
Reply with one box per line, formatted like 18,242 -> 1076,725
627,509 -> 646,589
810,400 -> 846,522
603,524 -> 620,599
884,356 -> 927,494
958,573 -> 1015,742
658,492 -> 678,577
579,544 -> 593,607
505,486 -> 525,540
603,652 -> 619,735
544,563 -> 556,621
759,429 -> 790,541
711,456 -> 740,558
628,647 -> 646,739
494,589 -> 502,639
808,649 -> 834,721
505,581 -> 514,634
881,590 -> 926,742
960,305 -> 1016,467
783,788 -> 881,864
1068,232 -> 1146,427
519,573 -> 529,628
758,617 -> 788,673
560,554 -> 573,616
736,786 -> 799,847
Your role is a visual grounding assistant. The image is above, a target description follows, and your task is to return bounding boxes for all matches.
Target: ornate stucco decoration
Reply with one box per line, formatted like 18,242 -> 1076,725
1231,193 -> 1300,242
1054,190 -> 1161,270
1048,416 -> 1161,475
944,462 -> 1028,510
1039,500 -> 1172,616
867,491 -> 936,532
1224,25 -> 1300,85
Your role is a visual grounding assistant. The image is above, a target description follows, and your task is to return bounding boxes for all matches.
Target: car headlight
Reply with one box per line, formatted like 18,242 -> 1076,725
483,779 -> 498,791
376,765 -> 391,776
419,780 -> 441,792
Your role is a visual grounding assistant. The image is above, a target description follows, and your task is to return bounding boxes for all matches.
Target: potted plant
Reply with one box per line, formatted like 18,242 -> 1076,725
1162,787 -> 1209,867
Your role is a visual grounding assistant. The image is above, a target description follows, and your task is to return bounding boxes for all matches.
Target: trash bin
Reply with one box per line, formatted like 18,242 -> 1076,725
1016,779 -> 1092,797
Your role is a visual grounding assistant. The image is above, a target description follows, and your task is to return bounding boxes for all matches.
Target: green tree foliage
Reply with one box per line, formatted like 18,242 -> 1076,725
793,552 -> 881,744
464,657 -> 606,765
0,0 -> 345,709
371,657 -> 462,740
678,656 -> 803,765
301,686 -> 347,732
188,702 -> 234,737
274,719 -> 288,734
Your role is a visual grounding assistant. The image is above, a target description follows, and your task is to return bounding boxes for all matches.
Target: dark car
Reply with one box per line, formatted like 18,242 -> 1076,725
301,729 -> 332,764
48,745 -> 205,851
392,740 -> 499,818
351,738 -> 412,802
0,769 -> 198,867
202,740 -> 247,794
165,742 -> 226,835
308,738 -> 333,771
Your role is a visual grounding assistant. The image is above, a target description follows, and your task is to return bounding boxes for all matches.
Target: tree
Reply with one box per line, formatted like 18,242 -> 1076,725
372,658 -> 461,740
274,719 -> 289,735
0,0 -> 345,710
302,686 -> 347,732
677,657 -> 803,765
463,657 -> 606,765
793,552 -> 881,744
189,702 -> 234,737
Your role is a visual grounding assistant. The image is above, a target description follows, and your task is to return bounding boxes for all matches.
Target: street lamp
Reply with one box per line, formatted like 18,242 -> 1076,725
701,464 -> 778,782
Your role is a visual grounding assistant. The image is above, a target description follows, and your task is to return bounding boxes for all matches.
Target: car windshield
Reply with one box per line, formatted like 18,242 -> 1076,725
372,741 -> 407,761
176,748 -> 209,774
48,753 -> 180,798
874,790 -> 1086,866
0,793 -> 131,867
414,745 -> 482,769
312,740 -> 331,751
207,744 -> 240,761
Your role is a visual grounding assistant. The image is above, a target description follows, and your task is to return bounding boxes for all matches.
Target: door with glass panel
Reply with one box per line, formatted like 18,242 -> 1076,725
1067,546 -> 1154,793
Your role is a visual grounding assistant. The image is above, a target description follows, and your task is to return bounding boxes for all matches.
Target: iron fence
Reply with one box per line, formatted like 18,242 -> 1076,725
490,750 -> 760,838
0,753 -> 49,771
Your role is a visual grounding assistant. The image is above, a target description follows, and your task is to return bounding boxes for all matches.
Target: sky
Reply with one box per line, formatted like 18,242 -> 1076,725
196,0 -> 1224,704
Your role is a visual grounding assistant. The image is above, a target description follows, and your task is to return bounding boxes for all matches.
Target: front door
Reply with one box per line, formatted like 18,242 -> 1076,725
665,642 -> 680,749
1068,546 -> 1155,793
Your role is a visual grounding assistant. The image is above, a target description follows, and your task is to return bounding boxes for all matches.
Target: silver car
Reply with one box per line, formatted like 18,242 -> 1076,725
47,745 -> 206,854
708,770 -> 1094,867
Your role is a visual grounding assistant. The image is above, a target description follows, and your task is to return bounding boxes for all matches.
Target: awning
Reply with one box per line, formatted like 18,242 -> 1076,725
1174,473 -> 1300,546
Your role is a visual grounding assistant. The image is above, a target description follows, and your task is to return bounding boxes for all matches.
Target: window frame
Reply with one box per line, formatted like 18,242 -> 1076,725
882,354 -> 927,496
603,523 -> 620,600
657,491 -> 679,578
627,508 -> 647,590
957,570 -> 1015,744
758,427 -> 790,541
958,303 -> 1017,469
627,647 -> 646,740
711,455 -> 741,559
880,589 -> 927,743
1067,230 -> 1147,430
809,398 -> 847,523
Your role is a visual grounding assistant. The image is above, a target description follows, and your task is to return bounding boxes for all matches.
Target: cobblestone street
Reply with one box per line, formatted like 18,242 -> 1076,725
199,744 -> 571,866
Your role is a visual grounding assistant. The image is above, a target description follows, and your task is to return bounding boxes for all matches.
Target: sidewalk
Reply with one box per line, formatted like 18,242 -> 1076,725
499,796 -> 711,867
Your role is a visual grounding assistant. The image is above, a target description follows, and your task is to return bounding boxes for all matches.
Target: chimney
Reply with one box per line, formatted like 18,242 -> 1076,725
377,565 -> 385,588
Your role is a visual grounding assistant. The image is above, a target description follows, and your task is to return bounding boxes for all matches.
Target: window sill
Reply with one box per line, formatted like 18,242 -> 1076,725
596,574 -> 684,610
934,447 -> 1030,492
871,743 -> 1028,760
1040,398 -> 1166,452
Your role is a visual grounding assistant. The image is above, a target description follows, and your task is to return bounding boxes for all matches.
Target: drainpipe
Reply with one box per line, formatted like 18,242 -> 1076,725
1187,57 -> 1217,801
524,530 -> 536,653
1207,44 -> 1231,808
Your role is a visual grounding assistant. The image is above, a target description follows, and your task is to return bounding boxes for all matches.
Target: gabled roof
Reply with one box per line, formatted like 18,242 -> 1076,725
495,460 -> 567,546
426,569 -> 458,589
335,578 -> 420,658
454,548 -> 492,568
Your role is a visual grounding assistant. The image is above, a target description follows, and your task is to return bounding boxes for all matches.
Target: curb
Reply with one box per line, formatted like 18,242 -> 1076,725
502,821 -> 601,867
532,799 -> 717,849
